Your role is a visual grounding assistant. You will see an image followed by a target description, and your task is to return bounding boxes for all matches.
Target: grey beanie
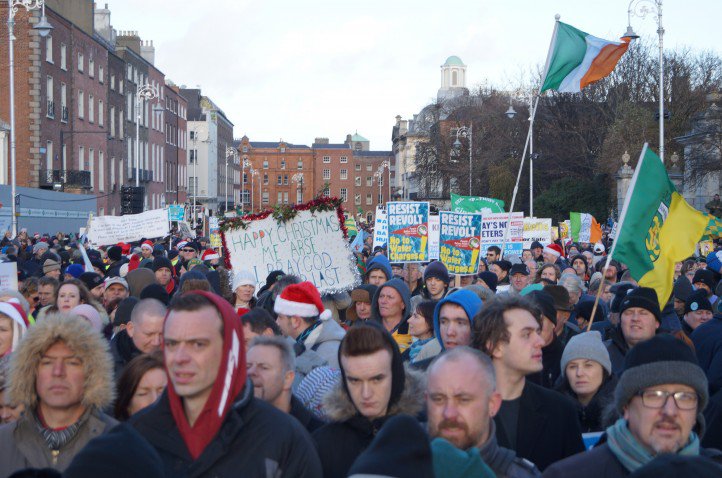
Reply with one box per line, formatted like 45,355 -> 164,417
561,331 -> 612,377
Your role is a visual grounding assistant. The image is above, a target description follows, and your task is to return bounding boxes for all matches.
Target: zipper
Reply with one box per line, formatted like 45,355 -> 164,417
51,449 -> 59,465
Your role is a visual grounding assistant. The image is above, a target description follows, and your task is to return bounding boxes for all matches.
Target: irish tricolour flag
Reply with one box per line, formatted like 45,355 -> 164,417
541,21 -> 629,93
569,212 -> 602,244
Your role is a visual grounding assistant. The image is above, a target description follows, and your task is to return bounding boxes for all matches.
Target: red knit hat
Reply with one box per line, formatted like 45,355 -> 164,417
274,281 -> 331,320
544,243 -> 564,258
202,249 -> 220,261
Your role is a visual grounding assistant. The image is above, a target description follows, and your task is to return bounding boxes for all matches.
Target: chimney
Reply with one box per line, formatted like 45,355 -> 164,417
117,30 -> 142,56
314,137 -> 329,145
93,2 -> 115,44
141,39 -> 155,65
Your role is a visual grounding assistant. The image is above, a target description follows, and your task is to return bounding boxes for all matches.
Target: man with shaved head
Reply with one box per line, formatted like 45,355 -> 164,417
110,298 -> 166,377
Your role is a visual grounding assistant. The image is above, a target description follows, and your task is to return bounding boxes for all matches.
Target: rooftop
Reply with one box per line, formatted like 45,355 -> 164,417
443,55 -> 465,67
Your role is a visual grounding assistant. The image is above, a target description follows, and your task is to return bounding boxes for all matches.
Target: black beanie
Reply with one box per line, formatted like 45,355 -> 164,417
610,282 -> 636,313
628,454 -> 722,478
424,261 -> 450,284
79,272 -> 104,291
575,299 -> 606,324
527,290 -> 557,325
477,271 -> 498,292
692,269 -> 716,292
347,414 -> 433,478
113,297 -> 139,327
152,256 -> 174,273
673,275 -> 694,302
140,283 -> 170,306
107,245 -> 122,262
685,289 -> 713,314
619,287 -> 661,322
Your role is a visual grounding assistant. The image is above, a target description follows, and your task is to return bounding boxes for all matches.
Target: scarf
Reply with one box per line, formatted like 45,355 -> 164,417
166,291 -> 246,460
431,438 -> 496,478
606,418 -> 700,472
296,319 -> 322,346
165,278 -> 176,296
34,408 -> 90,451
408,336 -> 434,362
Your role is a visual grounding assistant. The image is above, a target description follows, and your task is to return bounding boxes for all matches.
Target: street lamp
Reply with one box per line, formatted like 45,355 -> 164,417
452,126 -> 473,195
505,91 -> 536,216
291,172 -> 304,204
375,160 -> 390,205
135,83 -> 162,187
190,127 -> 200,228
7,0 -> 53,236
242,158 -> 250,212
623,0 -> 664,161
224,146 -> 236,213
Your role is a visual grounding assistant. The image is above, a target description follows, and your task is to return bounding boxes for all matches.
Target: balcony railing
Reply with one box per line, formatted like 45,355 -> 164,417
46,100 -> 55,118
127,168 -> 154,183
39,169 -> 91,190
61,105 -> 68,123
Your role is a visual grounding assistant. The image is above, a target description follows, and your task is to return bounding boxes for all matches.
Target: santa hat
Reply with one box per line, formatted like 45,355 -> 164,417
141,240 -> 154,251
117,242 -> 131,255
274,281 -> 332,321
202,249 -> 220,261
0,300 -> 29,354
544,243 -> 564,258
128,254 -> 141,272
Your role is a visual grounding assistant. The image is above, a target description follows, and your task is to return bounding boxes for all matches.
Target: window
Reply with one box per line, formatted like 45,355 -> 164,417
296,189 -> 302,204
45,141 -> 53,170
99,66 -> 104,84
78,90 -> 84,119
366,164 -> 372,171
98,100 -> 104,126
283,175 -> 288,185
366,193 -> 372,205
109,106 -> 115,136
98,151 -> 104,191
262,192 -> 269,204
242,145 -> 248,153
323,169 -> 330,180
46,76 -> 54,118
340,188 -> 348,202
60,83 -> 67,123
277,192 -> 283,204
110,74 -> 115,91
119,110 -> 124,138
378,193 -> 383,204
277,175 -> 282,185
356,177 -> 362,187
323,187 -> 330,197
79,146 -> 85,170
280,146 -> 286,153
366,176 -> 372,187
60,43 -> 66,70
78,52 -> 84,72
263,173 -> 268,185
323,156 -> 330,163
189,150 -> 197,164
110,157 -> 115,189
119,80 -> 124,94
88,95 -> 94,123
340,169 -> 347,180
297,159 -> 303,170
283,192 -> 289,204
354,194 -> 361,205
379,175 -> 384,186
280,159 -> 286,170
45,36 -> 53,63
263,160 -> 268,169
89,57 -> 95,78
355,164 -> 361,171
89,149 -> 94,188
340,156 -> 348,163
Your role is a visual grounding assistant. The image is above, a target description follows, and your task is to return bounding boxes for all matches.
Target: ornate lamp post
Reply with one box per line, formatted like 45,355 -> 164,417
452,126 -> 473,196
291,172 -> 304,204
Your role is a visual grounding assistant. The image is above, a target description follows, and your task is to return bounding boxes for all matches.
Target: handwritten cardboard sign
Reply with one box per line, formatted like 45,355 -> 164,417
439,212 -> 483,274
0,262 -> 18,291
222,209 -> 360,293
387,201 -> 429,262
87,209 -> 169,246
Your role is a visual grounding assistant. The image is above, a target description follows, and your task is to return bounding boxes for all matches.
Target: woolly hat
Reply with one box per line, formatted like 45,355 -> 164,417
530,241 -> 543,250
66,263 -> 85,279
113,297 -> 139,327
152,256 -> 174,273
79,272 -> 104,291
71,304 -> 103,333
673,275 -> 694,302
574,299 -> 606,325
610,281 -> 637,313
347,284 -> 379,323
627,454 -> 722,478
0,300 -> 29,353
685,289 -> 712,315
706,250 -> 722,274
295,366 -> 341,420
615,334 -> 708,415
274,281 -> 331,320
348,414 -> 434,478
544,284 -> 573,312
692,269 -> 716,291
433,290 -> 483,350
140,240 -> 154,251
43,258 -> 60,274
561,331 -> 611,377
619,287 -> 661,322
544,243 -> 564,258
424,261 -> 451,284
477,271 -> 498,292
32,241 -> 49,254
107,245 -> 122,262
201,249 -> 220,262
139,283 -> 170,306
232,270 -> 256,291
526,290 -> 557,325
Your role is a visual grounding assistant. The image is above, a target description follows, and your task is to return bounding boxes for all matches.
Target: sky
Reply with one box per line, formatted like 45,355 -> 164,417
106,0 -> 722,151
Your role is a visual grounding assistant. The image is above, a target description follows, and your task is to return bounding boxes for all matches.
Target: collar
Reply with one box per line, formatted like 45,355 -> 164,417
477,420 -> 516,474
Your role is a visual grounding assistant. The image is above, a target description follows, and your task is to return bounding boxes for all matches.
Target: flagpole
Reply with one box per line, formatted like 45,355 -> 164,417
586,143 -> 648,330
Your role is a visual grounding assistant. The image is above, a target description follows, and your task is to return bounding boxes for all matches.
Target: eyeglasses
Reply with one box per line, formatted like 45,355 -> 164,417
637,390 -> 699,410
181,248 -> 195,253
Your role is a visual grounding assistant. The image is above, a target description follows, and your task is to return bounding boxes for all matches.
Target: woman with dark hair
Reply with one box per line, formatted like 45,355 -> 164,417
536,263 -> 561,284
403,299 -> 438,363
569,254 -> 589,284
114,351 -> 167,421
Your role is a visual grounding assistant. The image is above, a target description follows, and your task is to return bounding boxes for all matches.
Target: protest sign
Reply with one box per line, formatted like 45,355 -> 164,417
372,206 -> 388,249
428,215 -> 441,260
480,212 -> 524,257
450,193 -> 505,214
387,201 -> 429,262
699,240 -> 714,258
559,220 -> 570,240
0,262 -> 18,290
350,231 -> 365,253
168,205 -> 185,222
439,212 -> 483,274
87,209 -> 169,246
523,218 -> 552,248
222,207 -> 360,293
178,221 -> 195,239
209,217 -> 221,248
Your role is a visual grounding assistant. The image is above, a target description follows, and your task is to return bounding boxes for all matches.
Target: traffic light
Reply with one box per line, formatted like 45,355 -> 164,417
121,186 -> 145,215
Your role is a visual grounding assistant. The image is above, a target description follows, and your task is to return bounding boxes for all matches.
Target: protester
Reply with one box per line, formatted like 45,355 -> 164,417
365,255 -> 393,286
125,267 -> 156,298
241,307 -> 281,347
0,315 -> 117,474
274,281 -> 346,368
487,246 -> 501,263
114,351 -> 167,421
526,290 -> 564,389
404,263 -> 424,296
232,269 -> 257,316
422,261 -> 451,300
370,278 -> 413,352
543,334 -> 722,476
313,323 -> 424,477
151,256 -> 177,298
543,284 -> 576,345
537,263 -> 561,284
247,336 -> 324,433
346,284 -> 378,327
681,289 -> 713,336
42,258 -> 61,279
35,276 -> 59,317
426,347 -> 541,477
508,263 -> 531,295
472,295 -> 585,470
45,279 -> 96,315
78,272 -> 104,302
490,260 -> 513,286
0,301 -> 29,358
433,289 -> 483,352
542,243 -> 565,266
109,298 -> 166,377
478,270 -> 498,292
405,299 -> 439,364
0,357 -> 24,424
130,291 -> 322,476
690,304 -> 722,396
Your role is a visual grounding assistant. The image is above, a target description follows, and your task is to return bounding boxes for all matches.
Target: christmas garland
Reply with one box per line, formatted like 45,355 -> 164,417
220,196 -> 348,270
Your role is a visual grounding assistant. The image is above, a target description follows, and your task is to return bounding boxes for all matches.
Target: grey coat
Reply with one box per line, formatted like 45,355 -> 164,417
0,408 -> 117,475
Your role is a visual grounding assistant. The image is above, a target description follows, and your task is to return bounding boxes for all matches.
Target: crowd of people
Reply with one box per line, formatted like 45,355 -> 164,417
0,226 -> 721,477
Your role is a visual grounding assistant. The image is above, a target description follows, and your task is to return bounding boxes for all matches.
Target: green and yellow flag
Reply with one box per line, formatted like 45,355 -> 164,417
613,145 -> 708,306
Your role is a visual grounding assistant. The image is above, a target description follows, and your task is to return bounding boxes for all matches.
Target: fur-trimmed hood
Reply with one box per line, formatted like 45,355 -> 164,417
8,313 -> 115,410
322,365 -> 425,422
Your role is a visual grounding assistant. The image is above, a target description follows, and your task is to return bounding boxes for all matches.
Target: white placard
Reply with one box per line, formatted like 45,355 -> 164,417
0,262 -> 18,291
480,212 -> 525,257
86,209 -> 170,246
223,209 -> 360,293
428,215 -> 441,260
373,207 -> 388,249
523,218 -> 552,249
177,221 -> 196,239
